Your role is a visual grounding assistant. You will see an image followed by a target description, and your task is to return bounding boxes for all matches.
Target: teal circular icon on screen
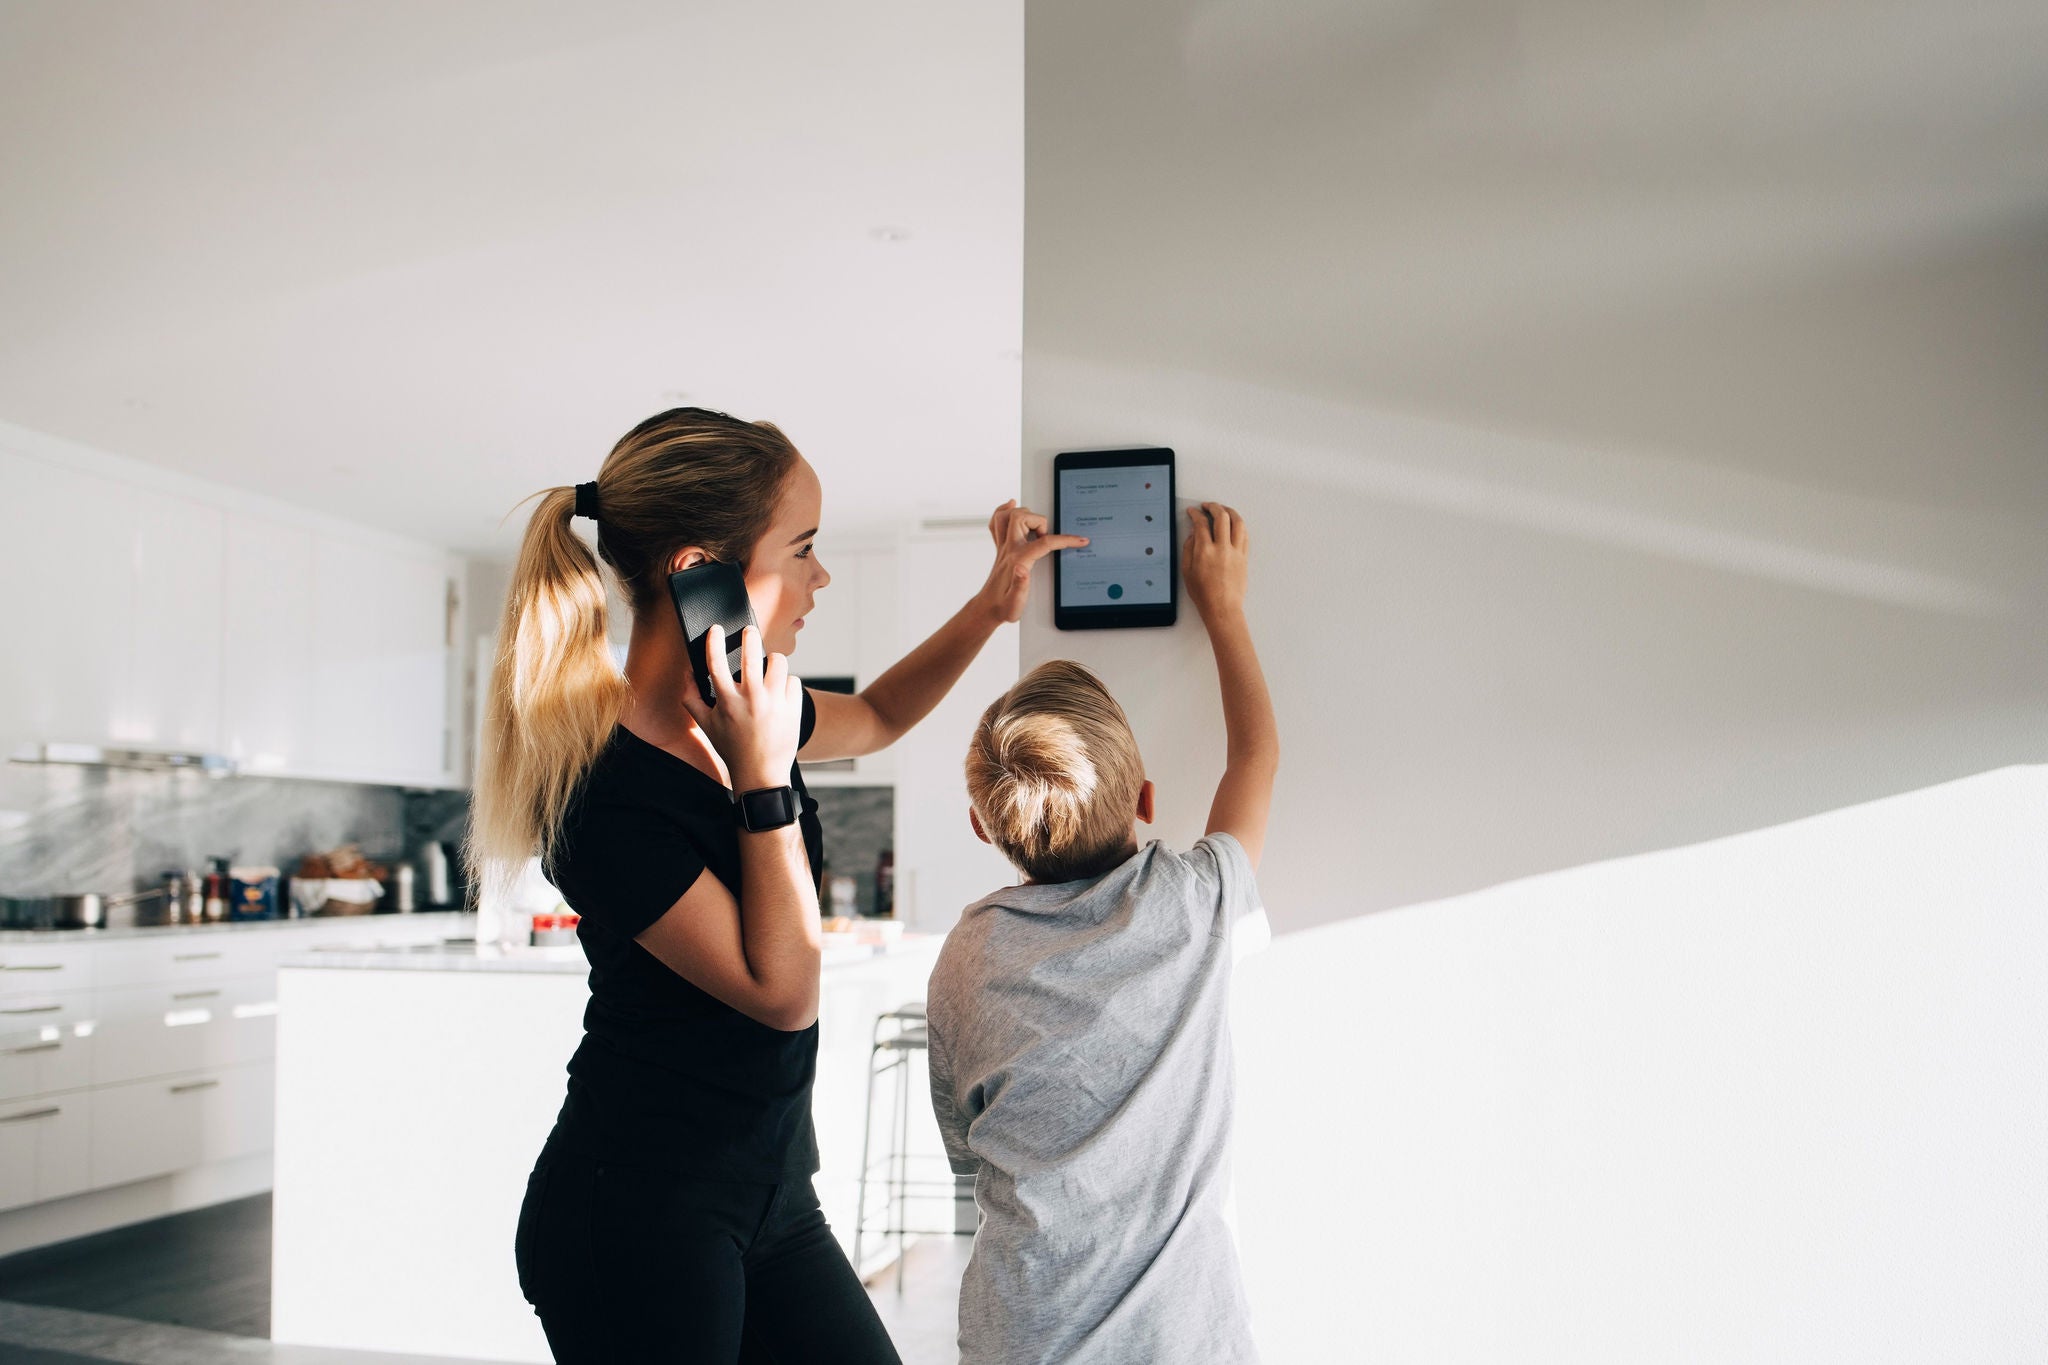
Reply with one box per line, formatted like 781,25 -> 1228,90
1107,583 -> 1124,600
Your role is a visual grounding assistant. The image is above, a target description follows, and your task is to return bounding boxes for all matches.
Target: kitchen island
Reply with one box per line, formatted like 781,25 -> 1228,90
271,930 -> 948,1364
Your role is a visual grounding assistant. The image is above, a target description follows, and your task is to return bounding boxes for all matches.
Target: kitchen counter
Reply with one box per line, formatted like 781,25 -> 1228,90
278,931 -> 923,973
0,910 -> 472,945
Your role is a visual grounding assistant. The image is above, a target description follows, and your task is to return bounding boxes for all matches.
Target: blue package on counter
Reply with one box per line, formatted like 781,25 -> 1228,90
228,866 -> 280,920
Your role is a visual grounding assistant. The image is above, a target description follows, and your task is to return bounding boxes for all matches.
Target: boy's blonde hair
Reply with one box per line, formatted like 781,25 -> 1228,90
966,660 -> 1145,883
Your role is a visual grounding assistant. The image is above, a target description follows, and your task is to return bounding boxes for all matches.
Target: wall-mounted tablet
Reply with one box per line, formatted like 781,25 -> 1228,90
1053,447 -> 1177,630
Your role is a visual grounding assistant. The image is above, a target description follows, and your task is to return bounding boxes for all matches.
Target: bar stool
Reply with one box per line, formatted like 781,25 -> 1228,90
852,1002 -> 972,1289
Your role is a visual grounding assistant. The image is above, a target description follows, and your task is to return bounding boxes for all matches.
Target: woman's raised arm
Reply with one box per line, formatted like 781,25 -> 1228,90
799,501 -> 1086,761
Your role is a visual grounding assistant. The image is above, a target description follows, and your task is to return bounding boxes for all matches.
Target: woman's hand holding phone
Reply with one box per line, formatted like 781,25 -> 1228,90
678,623 -> 803,790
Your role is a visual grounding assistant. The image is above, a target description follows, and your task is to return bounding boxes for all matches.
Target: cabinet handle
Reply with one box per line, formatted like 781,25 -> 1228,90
172,989 -> 221,1001
169,1079 -> 220,1094
1,963 -> 64,972
0,1107 -> 59,1123
173,952 -> 223,962
4,1042 -> 59,1056
0,1005 -> 59,1015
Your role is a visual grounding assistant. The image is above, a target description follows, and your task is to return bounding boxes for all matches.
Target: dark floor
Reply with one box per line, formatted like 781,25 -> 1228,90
0,1194 -> 968,1364
0,1196 -> 271,1338
0,1346 -> 115,1365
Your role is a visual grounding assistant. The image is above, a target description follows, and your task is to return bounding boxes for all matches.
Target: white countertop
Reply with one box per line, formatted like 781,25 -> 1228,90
279,928 -> 941,974
0,909 -> 474,945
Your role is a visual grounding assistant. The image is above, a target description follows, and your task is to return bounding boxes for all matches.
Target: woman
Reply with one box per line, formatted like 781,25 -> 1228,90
472,407 -> 1082,1363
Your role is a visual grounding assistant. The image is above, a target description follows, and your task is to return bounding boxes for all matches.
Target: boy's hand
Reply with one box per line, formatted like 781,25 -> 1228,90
1184,503 -> 1249,624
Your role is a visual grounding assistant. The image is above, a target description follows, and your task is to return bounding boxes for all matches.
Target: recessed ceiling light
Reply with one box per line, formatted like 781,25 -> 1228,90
869,226 -> 912,243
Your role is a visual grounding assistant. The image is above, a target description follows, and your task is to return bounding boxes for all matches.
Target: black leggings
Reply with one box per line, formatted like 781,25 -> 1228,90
515,1145 -> 902,1365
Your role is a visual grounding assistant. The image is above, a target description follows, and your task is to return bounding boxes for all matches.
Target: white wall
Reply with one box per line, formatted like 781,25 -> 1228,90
1229,765 -> 2048,1363
1018,355 -> 2048,930
1021,5 -> 2048,1355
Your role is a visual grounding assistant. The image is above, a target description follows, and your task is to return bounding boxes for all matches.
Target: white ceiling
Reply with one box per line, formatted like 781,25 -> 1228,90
0,1 -> 1023,558
1027,0 -> 2048,520
6,0 -> 2042,560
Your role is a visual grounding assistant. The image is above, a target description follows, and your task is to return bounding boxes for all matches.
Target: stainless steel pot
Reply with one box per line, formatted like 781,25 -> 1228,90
52,887 -> 166,930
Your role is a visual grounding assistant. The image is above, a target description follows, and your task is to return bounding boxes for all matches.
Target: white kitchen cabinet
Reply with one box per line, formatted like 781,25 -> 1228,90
0,430 -> 467,790
90,1061 -> 273,1190
0,991 -> 97,1099
309,536 -> 455,785
124,488 -> 224,752
96,928 -> 278,988
0,941 -> 96,998
0,455 -> 228,757
0,452 -> 132,755
221,513 -> 316,774
91,975 -> 277,1087
0,994 -> 93,1101
0,1093 -> 91,1212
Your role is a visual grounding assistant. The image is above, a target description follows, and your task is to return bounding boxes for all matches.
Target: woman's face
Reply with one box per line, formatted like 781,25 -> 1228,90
742,458 -> 830,658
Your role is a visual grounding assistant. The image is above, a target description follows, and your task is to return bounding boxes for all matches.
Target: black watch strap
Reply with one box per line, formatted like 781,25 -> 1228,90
732,784 -> 800,832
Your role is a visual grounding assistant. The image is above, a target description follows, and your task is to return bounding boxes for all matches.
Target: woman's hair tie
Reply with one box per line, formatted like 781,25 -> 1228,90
573,481 -> 601,522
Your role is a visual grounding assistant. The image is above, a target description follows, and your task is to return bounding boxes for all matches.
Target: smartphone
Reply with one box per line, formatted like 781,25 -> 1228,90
667,562 -> 759,706
1052,447 -> 1178,630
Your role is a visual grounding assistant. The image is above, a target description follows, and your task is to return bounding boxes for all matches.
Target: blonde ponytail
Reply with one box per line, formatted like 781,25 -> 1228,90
468,486 -> 626,898
466,407 -> 800,900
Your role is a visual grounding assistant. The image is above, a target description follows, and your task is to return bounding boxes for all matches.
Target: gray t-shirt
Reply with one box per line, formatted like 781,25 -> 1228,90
927,833 -> 1264,1365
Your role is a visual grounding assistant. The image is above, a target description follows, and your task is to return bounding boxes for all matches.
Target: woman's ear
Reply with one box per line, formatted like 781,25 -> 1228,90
1135,779 -> 1156,825
667,547 -> 711,575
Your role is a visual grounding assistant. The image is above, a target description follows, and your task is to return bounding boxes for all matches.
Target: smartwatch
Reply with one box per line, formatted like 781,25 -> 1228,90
733,784 -> 800,832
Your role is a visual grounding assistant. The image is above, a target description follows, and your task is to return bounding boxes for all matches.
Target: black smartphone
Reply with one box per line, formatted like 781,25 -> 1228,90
1052,447 -> 1178,630
667,562 -> 759,706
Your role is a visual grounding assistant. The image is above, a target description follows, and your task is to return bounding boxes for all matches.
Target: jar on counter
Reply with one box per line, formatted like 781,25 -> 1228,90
530,909 -> 580,948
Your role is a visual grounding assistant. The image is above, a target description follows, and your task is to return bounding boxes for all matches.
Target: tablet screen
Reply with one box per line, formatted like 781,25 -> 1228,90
1057,461 -> 1174,609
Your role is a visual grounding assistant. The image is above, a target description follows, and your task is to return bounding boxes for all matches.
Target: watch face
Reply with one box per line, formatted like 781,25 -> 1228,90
738,786 -> 798,830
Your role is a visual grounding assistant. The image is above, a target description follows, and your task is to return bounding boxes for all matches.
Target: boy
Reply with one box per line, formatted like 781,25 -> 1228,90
927,501 -> 1277,1365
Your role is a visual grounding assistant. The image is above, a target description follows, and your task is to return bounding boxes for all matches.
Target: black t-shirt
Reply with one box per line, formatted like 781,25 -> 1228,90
546,690 -> 824,1180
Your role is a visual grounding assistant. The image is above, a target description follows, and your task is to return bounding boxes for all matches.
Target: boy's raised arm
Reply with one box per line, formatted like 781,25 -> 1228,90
1185,503 -> 1278,870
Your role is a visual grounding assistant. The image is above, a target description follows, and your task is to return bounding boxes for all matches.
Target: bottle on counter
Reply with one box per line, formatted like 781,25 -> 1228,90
420,840 -> 452,907
201,857 -> 231,923
161,871 -> 188,926
873,848 -> 894,918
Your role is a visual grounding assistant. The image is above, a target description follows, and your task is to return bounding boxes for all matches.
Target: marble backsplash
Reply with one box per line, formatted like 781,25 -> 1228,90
0,767 -> 895,916
809,784 -> 895,916
0,765 -> 409,896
